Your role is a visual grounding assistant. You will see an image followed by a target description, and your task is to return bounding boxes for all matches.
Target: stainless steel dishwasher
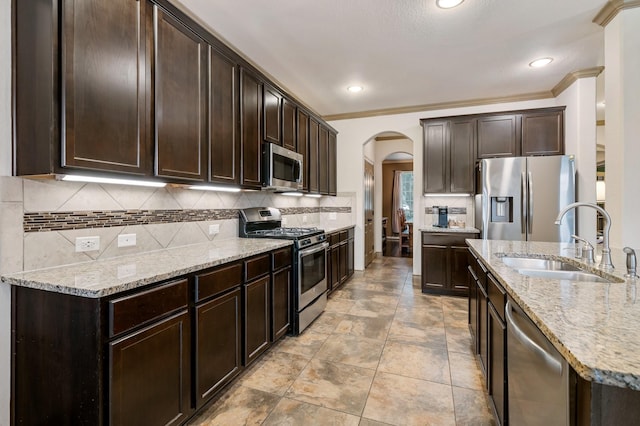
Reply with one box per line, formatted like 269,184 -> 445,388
506,299 -> 570,425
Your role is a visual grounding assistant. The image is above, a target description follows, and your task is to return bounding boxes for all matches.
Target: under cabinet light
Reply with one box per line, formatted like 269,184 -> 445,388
60,174 -> 166,188
424,193 -> 472,197
281,192 -> 303,197
305,194 -> 322,198
188,185 -> 241,193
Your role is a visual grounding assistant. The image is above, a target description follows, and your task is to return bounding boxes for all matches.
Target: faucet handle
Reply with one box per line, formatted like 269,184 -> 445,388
572,234 -> 595,263
623,247 -> 638,278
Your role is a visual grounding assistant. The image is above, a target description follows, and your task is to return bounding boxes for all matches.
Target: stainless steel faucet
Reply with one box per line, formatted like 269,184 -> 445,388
555,202 -> 614,270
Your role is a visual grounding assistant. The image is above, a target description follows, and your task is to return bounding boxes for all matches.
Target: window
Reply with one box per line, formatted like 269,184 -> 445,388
400,171 -> 413,222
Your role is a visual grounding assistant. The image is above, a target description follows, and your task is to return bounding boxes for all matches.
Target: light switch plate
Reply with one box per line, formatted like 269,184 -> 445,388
76,236 -> 100,252
209,224 -> 220,235
118,233 -> 136,247
329,212 -> 337,220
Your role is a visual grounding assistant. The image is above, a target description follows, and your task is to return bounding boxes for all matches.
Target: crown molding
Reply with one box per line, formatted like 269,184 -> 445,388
593,0 -> 640,27
323,91 -> 553,121
551,67 -> 605,97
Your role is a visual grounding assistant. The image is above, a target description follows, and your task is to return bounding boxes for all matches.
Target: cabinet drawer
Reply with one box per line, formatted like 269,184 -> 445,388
329,232 -> 340,246
109,279 -> 189,337
422,232 -> 474,246
195,262 -> 243,302
272,247 -> 292,271
476,258 -> 487,291
245,254 -> 271,282
487,273 -> 506,320
339,230 -> 348,242
347,227 -> 354,239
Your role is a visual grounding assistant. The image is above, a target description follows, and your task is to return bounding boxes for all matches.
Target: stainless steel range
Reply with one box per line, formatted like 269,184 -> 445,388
239,207 -> 328,334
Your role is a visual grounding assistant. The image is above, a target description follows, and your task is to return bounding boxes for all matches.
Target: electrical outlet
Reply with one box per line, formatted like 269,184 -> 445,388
209,224 -> 220,235
118,234 -> 136,247
76,236 -> 100,252
329,212 -> 337,220
302,215 -> 308,223
281,217 -> 288,225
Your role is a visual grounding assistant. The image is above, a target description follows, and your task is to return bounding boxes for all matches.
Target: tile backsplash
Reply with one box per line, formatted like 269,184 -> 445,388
0,177 -> 355,273
423,196 -> 475,228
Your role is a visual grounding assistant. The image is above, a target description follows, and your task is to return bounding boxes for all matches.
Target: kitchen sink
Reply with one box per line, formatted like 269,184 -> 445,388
501,256 -> 580,272
500,256 -> 622,283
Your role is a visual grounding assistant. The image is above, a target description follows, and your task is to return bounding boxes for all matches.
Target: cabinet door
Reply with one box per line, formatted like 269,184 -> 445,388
468,265 -> 478,349
109,310 -> 191,426
421,244 -> 448,293
240,69 -> 263,188
347,237 -> 354,278
423,120 -> 448,193
62,0 -> 151,175
319,126 -> 330,194
521,109 -> 564,156
263,85 -> 282,144
450,246 -> 471,296
339,242 -> 348,283
195,288 -> 241,407
272,267 -> 291,341
244,276 -> 271,365
449,118 -> 475,193
154,7 -> 207,181
209,47 -> 239,184
488,303 -> 507,426
330,245 -> 340,292
297,109 -> 310,191
282,98 -> 297,152
477,282 -> 489,379
328,131 -> 337,195
308,117 -> 320,193
477,114 -> 520,158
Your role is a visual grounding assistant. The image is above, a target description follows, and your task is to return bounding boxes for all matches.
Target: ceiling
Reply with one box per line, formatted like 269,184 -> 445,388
173,0 -> 607,118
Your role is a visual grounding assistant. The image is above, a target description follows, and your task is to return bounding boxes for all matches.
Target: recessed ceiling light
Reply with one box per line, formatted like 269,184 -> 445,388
347,85 -> 363,93
529,57 -> 553,68
436,0 -> 464,9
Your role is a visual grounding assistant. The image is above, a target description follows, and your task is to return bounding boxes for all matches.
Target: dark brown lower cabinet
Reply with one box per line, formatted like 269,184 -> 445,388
195,287 -> 241,407
421,232 -> 476,296
488,303 -> 507,425
329,243 -> 340,292
272,266 -> 291,341
110,310 -> 191,426
244,275 -> 271,365
477,279 -> 488,378
468,264 -> 478,348
327,227 -> 355,294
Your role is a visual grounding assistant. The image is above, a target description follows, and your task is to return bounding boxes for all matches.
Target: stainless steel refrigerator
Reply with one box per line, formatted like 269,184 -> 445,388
475,155 -> 575,242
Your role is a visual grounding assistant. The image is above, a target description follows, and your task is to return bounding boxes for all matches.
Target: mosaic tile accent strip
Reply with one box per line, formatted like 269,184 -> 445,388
425,207 -> 467,215
23,206 -> 352,232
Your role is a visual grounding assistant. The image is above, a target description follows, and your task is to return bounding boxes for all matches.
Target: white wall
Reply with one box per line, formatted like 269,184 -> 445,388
556,77 -> 598,241
373,139 -> 413,253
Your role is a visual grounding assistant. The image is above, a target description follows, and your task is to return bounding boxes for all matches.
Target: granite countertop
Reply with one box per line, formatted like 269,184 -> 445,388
421,226 -> 480,234
1,238 -> 292,298
323,224 -> 355,234
467,239 -> 640,390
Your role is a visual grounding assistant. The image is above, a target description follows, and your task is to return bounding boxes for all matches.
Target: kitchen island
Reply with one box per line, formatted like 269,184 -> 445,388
467,239 -> 640,425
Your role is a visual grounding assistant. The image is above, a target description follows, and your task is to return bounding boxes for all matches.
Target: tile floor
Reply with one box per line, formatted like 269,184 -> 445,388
188,256 -> 496,426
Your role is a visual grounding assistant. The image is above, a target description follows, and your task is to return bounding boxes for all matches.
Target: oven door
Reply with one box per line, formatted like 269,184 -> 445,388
298,242 -> 329,308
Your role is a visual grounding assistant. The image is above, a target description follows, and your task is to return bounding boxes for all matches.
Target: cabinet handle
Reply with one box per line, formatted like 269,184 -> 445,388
505,301 -> 562,375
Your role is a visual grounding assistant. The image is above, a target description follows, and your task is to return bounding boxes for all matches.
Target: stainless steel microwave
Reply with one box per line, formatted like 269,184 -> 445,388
263,143 -> 303,191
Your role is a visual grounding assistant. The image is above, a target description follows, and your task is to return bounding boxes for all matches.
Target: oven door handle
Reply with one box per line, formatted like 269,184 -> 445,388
299,242 -> 329,258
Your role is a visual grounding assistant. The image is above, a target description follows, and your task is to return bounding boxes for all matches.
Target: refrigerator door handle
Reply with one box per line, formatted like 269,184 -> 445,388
528,171 -> 534,235
521,172 -> 527,235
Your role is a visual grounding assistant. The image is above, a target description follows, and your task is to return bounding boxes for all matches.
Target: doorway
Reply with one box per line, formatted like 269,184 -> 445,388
382,153 -> 414,258
364,159 -> 375,267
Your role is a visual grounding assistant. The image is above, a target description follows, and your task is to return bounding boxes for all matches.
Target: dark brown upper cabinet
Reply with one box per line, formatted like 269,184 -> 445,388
15,0 -> 155,177
263,85 -> 282,144
521,108 -> 564,156
319,125 -> 330,195
209,47 -> 239,185
282,98 -> 297,152
308,117 -> 320,193
297,109 -> 310,191
476,114 -> 521,158
328,131 -> 337,196
154,7 -> 207,181
422,118 -> 475,194
240,68 -> 263,188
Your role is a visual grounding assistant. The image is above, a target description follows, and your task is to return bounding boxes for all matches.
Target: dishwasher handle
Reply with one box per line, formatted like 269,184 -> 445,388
506,301 -> 562,375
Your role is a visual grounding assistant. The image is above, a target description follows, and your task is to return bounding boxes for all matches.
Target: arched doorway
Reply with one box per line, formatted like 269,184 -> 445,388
382,152 -> 414,258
